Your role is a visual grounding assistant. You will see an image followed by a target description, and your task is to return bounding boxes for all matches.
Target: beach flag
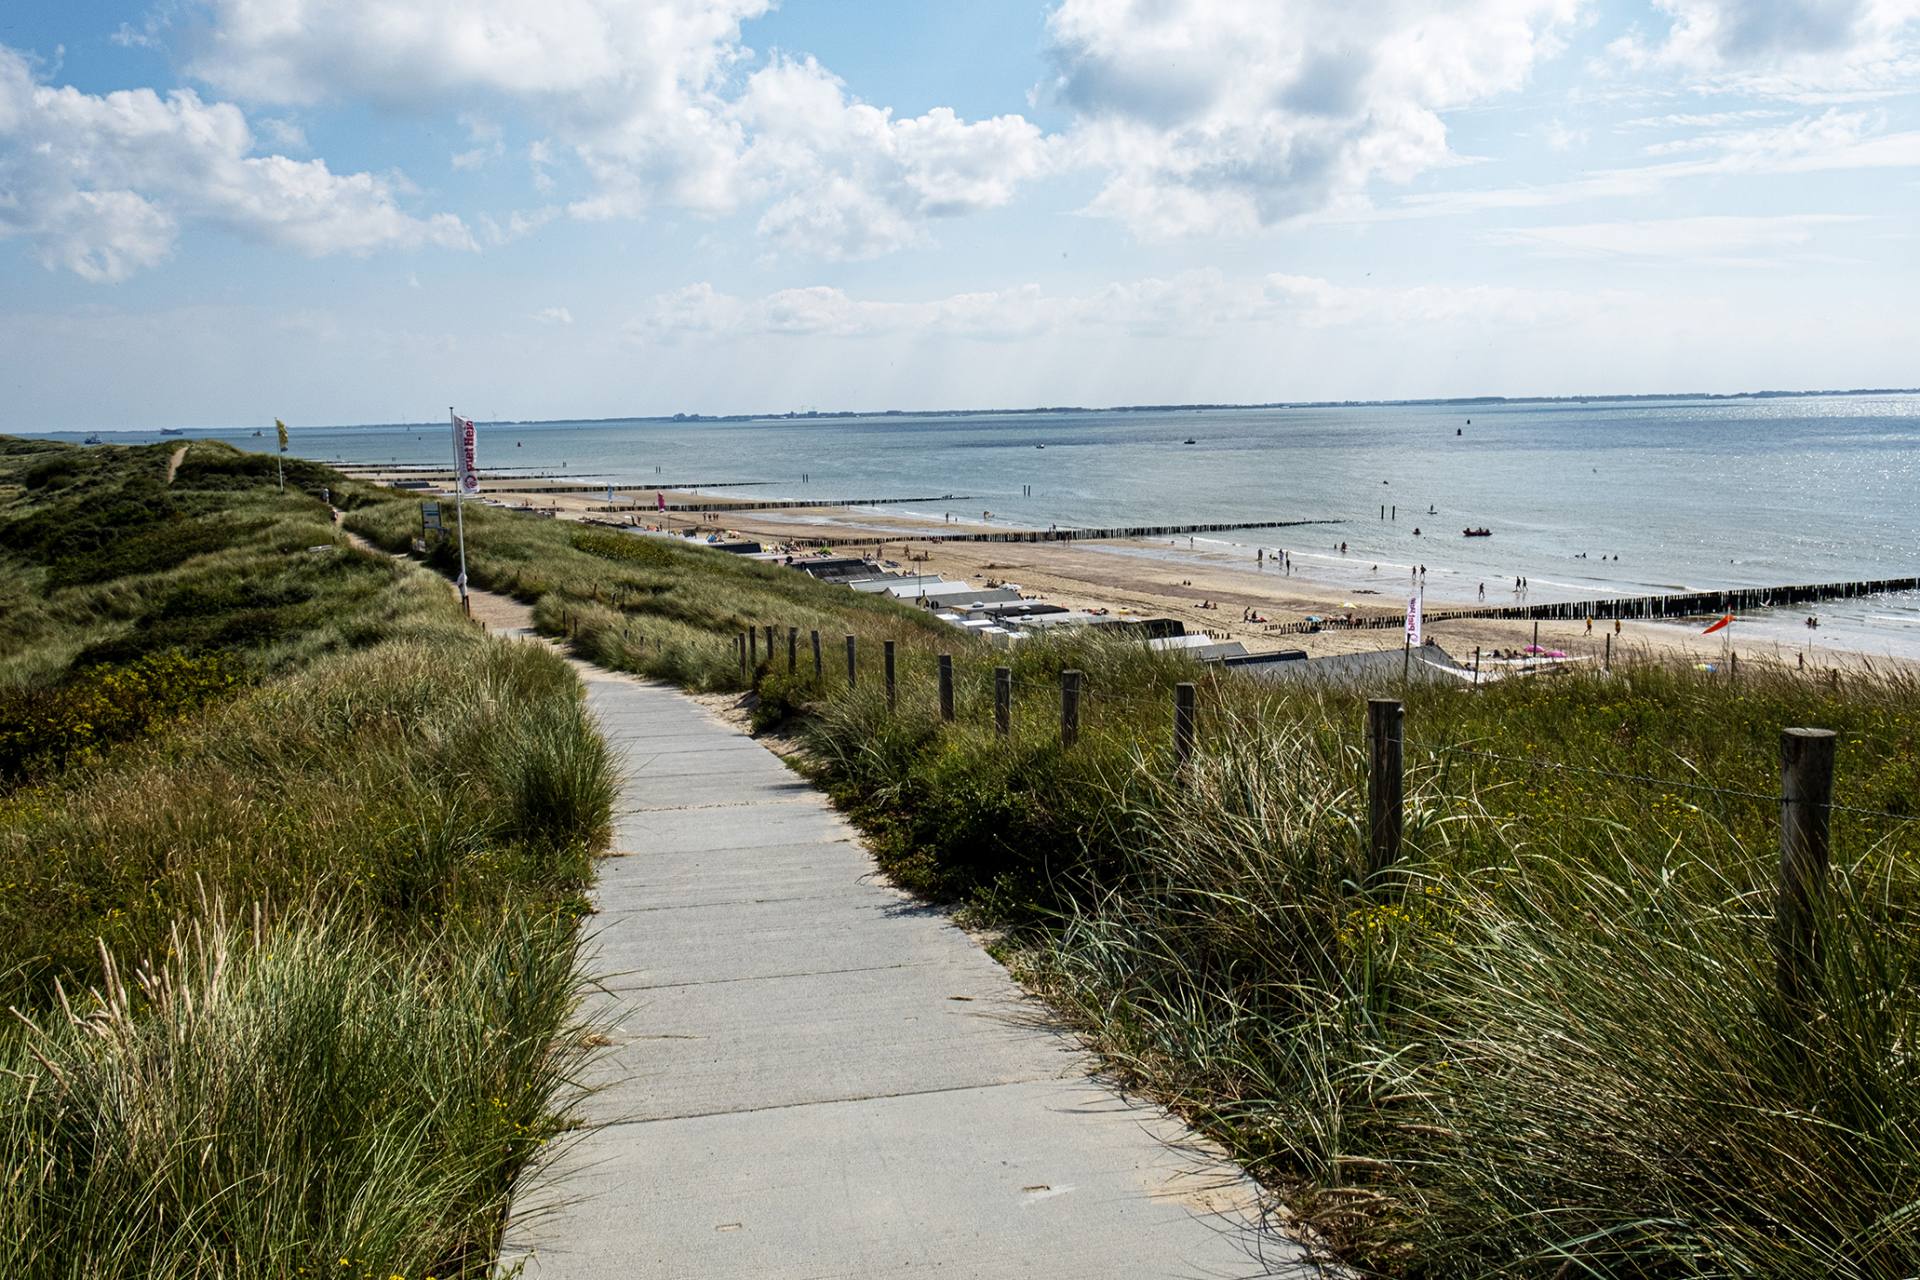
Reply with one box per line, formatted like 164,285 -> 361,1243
275,419 -> 288,453
449,411 -> 479,495
1702,612 -> 1734,635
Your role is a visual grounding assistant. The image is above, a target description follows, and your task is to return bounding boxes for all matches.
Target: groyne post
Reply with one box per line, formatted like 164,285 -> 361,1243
1060,670 -> 1082,748
995,667 -> 1012,736
1173,683 -> 1196,771
1776,728 -> 1837,1006
1367,698 -> 1405,880
938,655 -> 955,722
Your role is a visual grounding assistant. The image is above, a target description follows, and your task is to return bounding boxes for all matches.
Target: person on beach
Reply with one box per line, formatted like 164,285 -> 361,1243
1478,582 -> 1486,601
1586,616 -> 1593,634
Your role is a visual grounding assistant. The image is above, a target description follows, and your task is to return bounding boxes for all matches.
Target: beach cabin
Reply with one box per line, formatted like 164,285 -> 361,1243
888,582 -> 1024,609
1148,633 -> 1250,662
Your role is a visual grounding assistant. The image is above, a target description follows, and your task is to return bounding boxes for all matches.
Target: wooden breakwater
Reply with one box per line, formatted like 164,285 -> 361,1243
1272,574 -> 1920,633
603,494 -> 978,514
796,517 -> 1337,546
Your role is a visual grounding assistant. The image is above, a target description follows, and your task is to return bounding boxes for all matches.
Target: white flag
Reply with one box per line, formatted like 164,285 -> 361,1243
449,410 -> 479,495
1405,595 -> 1423,647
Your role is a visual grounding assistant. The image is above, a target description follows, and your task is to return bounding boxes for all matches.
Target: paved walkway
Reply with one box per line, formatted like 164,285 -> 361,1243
339,532 -> 1314,1276
496,666 -> 1319,1279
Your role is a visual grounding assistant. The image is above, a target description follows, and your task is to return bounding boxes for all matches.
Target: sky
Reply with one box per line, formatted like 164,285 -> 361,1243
2,0 -> 1918,430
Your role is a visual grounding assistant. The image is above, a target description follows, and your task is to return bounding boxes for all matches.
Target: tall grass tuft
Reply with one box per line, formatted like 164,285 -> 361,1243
0,900 -> 589,1280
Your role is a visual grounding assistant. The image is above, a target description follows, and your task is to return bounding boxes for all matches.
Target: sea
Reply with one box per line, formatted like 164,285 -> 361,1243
43,393 -> 1920,660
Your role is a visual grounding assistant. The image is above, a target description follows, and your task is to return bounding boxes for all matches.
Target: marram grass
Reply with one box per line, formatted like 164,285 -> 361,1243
0,438 -> 617,1277
341,477 -> 1920,1278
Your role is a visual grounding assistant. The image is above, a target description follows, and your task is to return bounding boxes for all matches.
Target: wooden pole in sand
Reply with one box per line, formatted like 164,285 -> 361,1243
1060,670 -> 1082,748
1775,727 -> 1836,1005
845,635 -> 857,690
1367,698 -> 1405,880
1173,682 -> 1196,771
995,667 -> 1011,736
938,655 -> 954,722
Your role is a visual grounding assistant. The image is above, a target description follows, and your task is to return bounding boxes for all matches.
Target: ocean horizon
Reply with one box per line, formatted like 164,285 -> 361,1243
33,390 -> 1920,659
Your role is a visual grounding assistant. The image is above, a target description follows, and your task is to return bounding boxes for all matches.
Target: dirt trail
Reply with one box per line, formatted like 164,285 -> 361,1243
335,516 -> 540,637
165,445 -> 187,484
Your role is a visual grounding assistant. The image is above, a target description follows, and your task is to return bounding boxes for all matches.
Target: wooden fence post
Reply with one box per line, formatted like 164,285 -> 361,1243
1776,727 -> 1837,1005
1060,669 -> 1082,748
749,627 -> 758,664
788,626 -> 798,673
811,629 -> 823,680
1367,698 -> 1405,879
1604,632 -> 1611,672
845,635 -> 857,690
884,640 -> 897,710
938,655 -> 954,722
1173,682 -> 1196,771
764,625 -> 774,664
737,633 -> 747,682
995,667 -> 1011,736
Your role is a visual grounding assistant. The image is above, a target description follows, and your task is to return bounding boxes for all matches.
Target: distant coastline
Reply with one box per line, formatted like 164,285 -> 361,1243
494,385 -> 1920,428
34,384 -> 1920,435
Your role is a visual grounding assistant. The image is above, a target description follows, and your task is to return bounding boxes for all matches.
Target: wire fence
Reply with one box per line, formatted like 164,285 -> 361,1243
717,623 -> 1919,831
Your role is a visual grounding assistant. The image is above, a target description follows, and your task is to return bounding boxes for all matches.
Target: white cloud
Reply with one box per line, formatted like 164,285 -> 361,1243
1398,108 -> 1920,215
730,56 -> 1051,258
176,0 -> 1053,259
1611,0 -> 1920,96
629,271 -> 1613,343
1486,213 -> 1867,261
0,44 -> 472,282
1541,117 -> 1588,150
257,116 -> 308,151
1043,0 -> 1583,236
531,306 -> 574,325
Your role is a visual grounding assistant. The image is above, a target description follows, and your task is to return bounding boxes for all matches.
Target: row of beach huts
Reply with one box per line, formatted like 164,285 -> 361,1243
635,529 -> 1475,683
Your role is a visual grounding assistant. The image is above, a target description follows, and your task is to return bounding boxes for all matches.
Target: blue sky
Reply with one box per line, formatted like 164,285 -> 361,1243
2,0 -> 1917,429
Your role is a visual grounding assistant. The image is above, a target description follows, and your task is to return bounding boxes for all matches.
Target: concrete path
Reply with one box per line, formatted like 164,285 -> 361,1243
498,670 -> 1318,1278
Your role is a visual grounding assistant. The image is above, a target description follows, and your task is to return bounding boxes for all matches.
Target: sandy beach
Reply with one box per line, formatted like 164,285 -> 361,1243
355,468 -> 1899,674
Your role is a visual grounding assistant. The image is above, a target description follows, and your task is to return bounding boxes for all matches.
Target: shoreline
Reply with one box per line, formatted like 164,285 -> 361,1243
370,469 -> 1915,672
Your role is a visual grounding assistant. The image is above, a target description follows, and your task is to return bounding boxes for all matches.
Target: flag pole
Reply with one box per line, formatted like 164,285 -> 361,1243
449,406 -> 470,610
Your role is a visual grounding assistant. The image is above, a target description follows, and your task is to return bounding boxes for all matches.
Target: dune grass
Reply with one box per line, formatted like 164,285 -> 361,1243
340,484 -> 1920,1277
0,438 -> 614,1277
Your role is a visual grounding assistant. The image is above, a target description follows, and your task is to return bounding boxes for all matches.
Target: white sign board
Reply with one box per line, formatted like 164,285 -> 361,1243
1405,594 -> 1422,647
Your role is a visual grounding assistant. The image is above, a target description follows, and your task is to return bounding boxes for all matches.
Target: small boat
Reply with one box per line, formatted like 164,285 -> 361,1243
252,429 -> 263,437
83,434 -> 103,445
160,428 -> 185,436
1463,527 -> 1491,537
1183,437 -> 1197,445
1036,444 -> 1045,449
